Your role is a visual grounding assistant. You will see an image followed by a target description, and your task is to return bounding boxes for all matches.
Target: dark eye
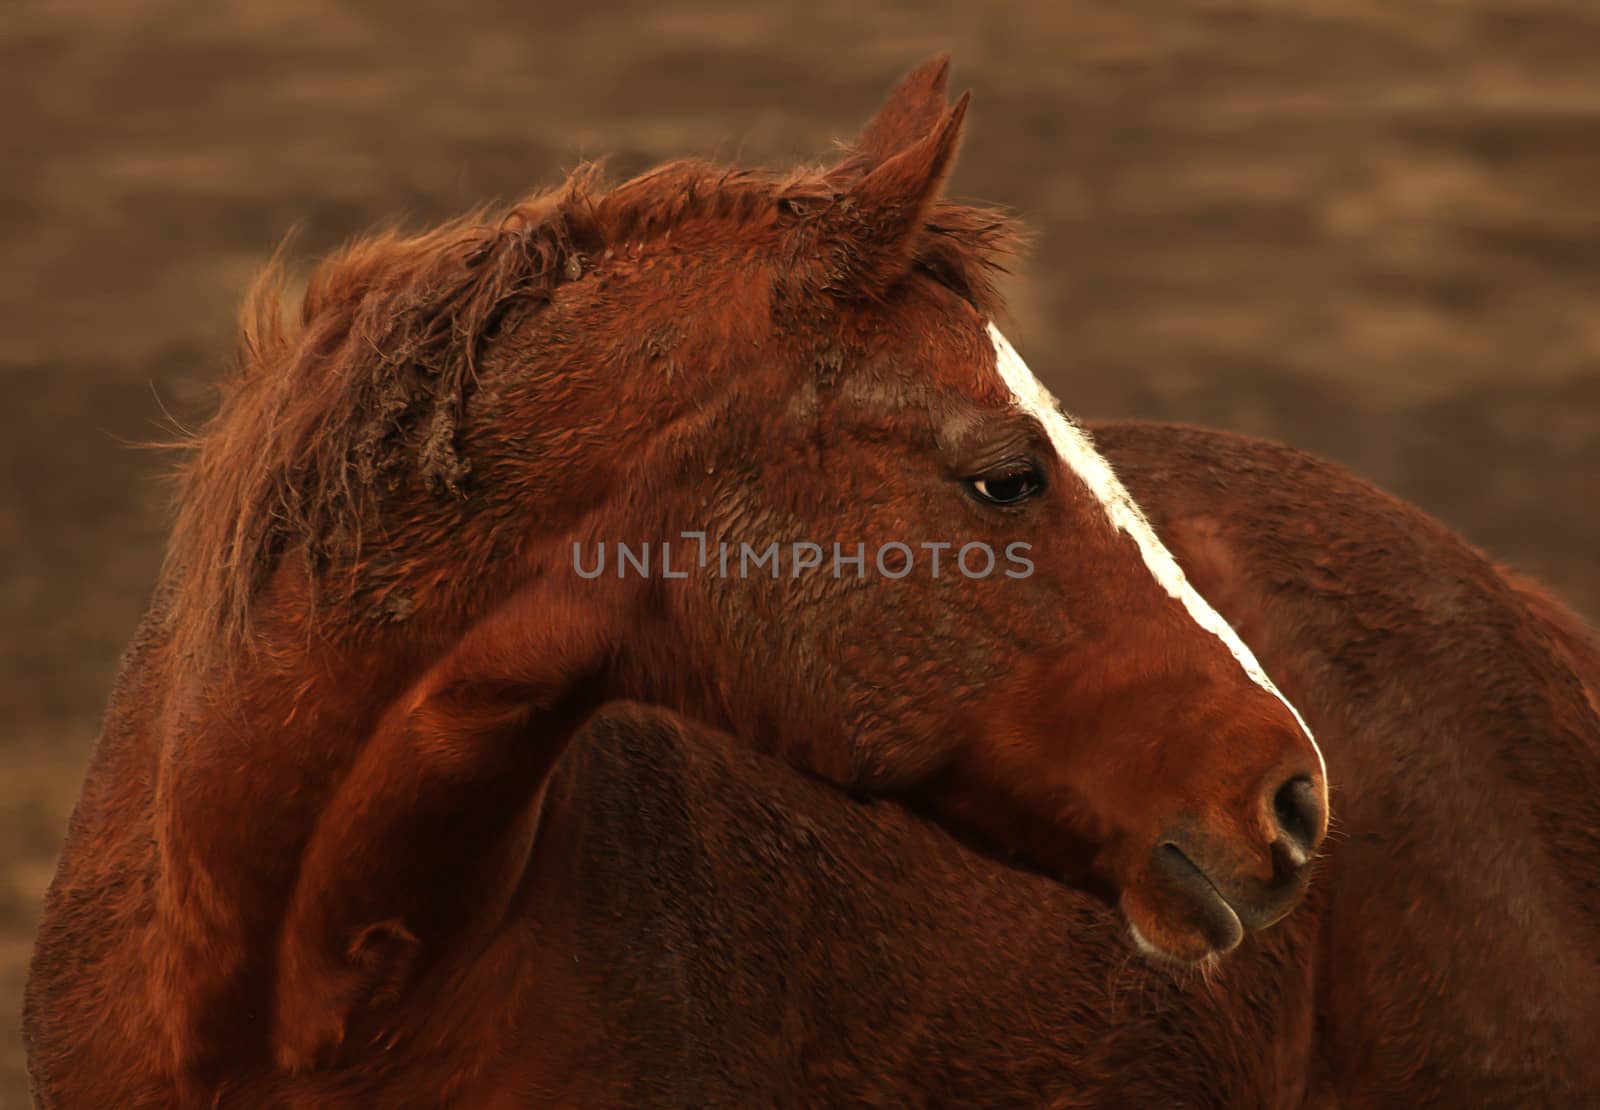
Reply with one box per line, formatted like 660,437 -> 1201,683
967,464 -> 1044,507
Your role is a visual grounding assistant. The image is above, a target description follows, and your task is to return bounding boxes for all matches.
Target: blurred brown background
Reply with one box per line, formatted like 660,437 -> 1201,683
4,0 -> 1598,1100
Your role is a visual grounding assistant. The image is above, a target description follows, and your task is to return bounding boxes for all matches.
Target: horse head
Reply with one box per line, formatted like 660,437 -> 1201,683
168,65 -> 1329,1062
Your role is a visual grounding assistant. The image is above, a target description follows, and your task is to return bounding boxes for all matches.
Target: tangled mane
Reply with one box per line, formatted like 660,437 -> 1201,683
164,154 -> 1022,665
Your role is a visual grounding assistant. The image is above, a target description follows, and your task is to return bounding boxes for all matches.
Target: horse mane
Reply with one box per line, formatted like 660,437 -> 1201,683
163,153 -> 1022,665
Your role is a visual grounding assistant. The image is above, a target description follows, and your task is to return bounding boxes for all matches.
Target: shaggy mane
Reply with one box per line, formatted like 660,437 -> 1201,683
164,156 -> 1022,664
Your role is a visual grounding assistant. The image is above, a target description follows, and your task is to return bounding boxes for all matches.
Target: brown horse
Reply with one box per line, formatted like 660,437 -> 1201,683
25,59 -> 1330,1105
182,423 -> 1597,1106
44,406 -> 1592,1110
412,424 -> 1593,1108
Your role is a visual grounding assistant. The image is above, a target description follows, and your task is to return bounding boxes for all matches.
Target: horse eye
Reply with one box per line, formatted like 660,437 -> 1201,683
967,465 -> 1043,507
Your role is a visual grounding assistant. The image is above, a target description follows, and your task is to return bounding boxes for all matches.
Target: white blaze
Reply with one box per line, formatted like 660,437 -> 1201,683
985,323 -> 1325,781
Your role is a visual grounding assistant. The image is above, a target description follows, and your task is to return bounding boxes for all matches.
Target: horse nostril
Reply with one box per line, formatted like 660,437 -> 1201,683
1269,775 -> 1324,861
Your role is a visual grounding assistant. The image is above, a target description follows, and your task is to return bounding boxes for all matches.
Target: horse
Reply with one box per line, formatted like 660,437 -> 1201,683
400,421 -> 1592,1107
24,57 -> 1331,1105
195,421 -> 1598,1106
63,408 -> 1598,1107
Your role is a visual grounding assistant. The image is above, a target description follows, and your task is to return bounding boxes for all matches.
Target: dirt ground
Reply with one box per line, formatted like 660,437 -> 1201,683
4,0 -> 1598,1101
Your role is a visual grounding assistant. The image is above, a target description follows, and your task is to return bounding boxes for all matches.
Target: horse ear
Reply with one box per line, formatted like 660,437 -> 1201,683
830,92 -> 969,297
852,53 -> 952,162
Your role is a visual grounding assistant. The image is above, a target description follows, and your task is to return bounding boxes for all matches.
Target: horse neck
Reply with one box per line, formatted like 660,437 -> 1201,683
149,343 -> 688,901
135,564 -> 516,1069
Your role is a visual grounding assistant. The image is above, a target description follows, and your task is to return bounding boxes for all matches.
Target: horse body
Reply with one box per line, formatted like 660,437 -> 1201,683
157,423 -> 1599,1107
29,57 -> 1592,1105
480,423 -> 1594,1108
26,61 -> 1332,1104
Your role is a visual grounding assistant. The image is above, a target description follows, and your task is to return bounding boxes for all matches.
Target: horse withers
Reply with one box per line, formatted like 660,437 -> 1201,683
26,57 -> 1324,1103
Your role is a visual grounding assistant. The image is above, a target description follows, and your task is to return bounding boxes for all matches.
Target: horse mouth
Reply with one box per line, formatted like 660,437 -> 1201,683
1124,843 -> 1245,963
1160,843 -> 1245,949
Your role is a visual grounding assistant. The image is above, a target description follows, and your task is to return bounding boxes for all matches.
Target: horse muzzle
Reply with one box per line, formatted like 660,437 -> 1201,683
1125,769 -> 1327,962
